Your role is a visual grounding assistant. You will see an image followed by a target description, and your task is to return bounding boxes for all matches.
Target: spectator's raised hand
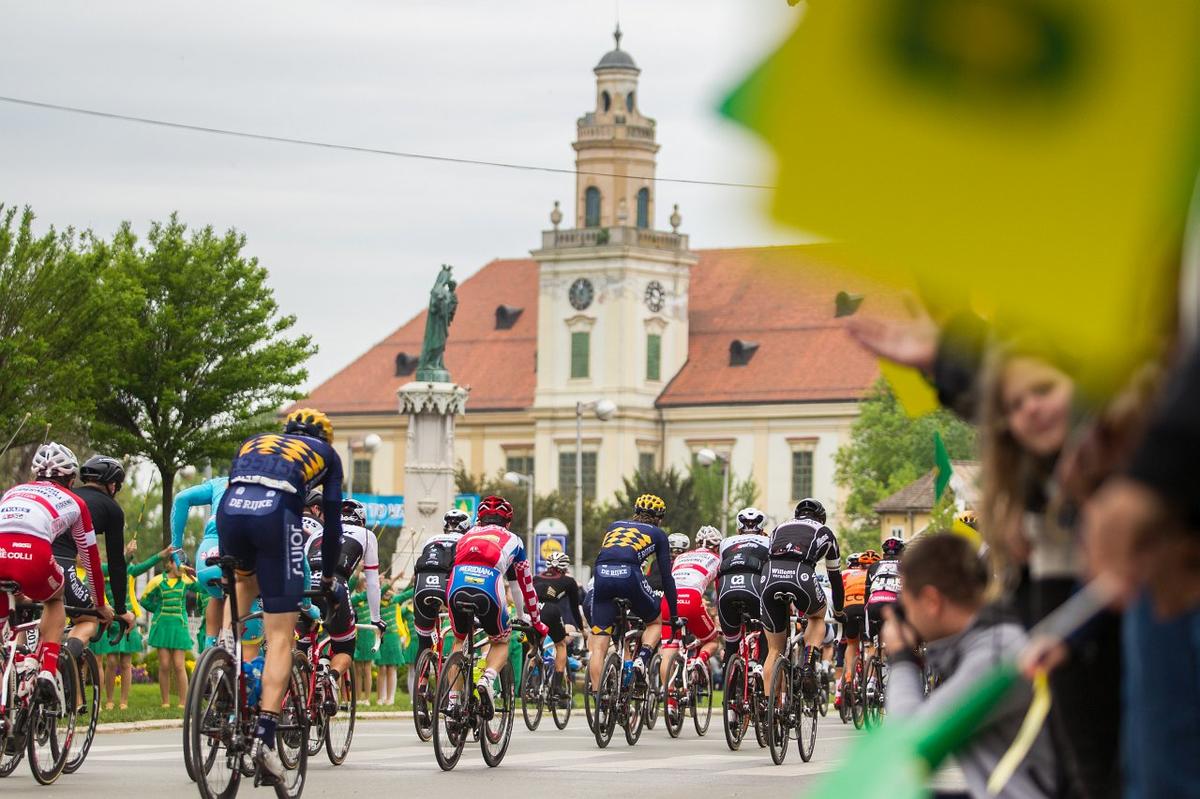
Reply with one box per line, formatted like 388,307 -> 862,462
845,297 -> 938,373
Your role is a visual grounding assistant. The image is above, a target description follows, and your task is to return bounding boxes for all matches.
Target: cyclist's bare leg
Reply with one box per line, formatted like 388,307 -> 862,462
173,648 -> 188,705
119,653 -> 133,706
330,652 -> 351,676
103,653 -> 118,705
482,636 -> 510,674
69,618 -> 97,644
762,630 -> 786,692
587,633 -> 610,690
206,595 -> 224,638
258,612 -> 298,714
844,638 -> 859,679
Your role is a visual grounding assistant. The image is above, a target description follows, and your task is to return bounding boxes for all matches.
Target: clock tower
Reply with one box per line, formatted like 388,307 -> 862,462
530,26 -> 698,498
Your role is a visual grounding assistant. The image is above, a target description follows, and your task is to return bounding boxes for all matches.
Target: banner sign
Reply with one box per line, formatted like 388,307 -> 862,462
533,517 -> 569,573
348,493 -> 481,529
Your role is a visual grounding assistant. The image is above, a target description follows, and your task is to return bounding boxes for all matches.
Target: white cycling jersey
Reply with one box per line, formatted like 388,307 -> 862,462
0,481 -> 105,604
671,548 -> 719,592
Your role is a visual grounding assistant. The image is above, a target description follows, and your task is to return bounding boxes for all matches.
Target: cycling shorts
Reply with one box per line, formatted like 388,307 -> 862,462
842,605 -> 866,641
298,580 -> 354,653
0,535 -> 64,610
412,570 -> 448,637
716,571 -> 762,641
216,484 -> 307,614
55,554 -> 94,610
541,602 -> 568,644
760,559 -> 825,634
661,587 -> 717,649
448,564 -> 507,640
589,560 -> 660,635
867,599 -> 896,638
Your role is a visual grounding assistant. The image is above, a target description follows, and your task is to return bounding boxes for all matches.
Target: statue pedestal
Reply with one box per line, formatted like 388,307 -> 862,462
392,381 -> 468,576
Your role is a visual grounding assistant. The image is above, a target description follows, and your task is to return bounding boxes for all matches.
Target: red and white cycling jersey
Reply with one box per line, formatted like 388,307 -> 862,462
670,548 -> 719,592
0,481 -> 105,605
453,524 -> 540,625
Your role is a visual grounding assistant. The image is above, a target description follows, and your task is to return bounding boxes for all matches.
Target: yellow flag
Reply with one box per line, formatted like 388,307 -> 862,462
879,359 -> 940,417
723,0 -> 1200,396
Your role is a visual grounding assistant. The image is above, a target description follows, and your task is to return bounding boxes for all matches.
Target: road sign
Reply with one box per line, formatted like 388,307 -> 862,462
533,517 -> 569,573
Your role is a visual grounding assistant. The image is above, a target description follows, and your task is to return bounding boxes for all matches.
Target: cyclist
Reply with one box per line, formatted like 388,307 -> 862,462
717,507 -> 770,672
446,495 -> 547,717
834,552 -> 868,708
216,407 -> 346,782
587,494 -> 680,697
761,497 -> 844,697
173,473 -> 231,651
865,536 -> 905,688
300,498 -> 385,697
411,509 -> 469,660
0,443 -> 113,705
55,455 -> 135,668
534,551 -> 585,707
662,526 -> 721,668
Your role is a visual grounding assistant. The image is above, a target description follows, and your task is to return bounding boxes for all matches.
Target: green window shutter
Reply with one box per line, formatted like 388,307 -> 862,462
571,331 -> 590,378
646,333 -> 662,381
791,450 -> 813,500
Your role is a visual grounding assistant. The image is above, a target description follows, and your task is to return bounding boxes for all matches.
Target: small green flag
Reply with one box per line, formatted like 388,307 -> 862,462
934,431 -> 952,501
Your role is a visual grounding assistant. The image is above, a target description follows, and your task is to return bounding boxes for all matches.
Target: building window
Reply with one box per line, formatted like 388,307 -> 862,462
636,188 -> 649,229
638,451 -> 656,474
791,450 -> 813,501
601,91 -> 611,112
506,454 -> 535,478
570,331 -> 590,379
585,187 -> 601,228
350,458 -> 374,495
646,333 -> 661,381
559,451 -> 597,500
394,352 -> 417,376
626,91 -> 635,112
891,525 -> 905,538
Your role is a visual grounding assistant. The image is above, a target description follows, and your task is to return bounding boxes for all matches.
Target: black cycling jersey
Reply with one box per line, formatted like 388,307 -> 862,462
767,518 -> 841,567
306,524 -> 376,582
717,533 -> 769,577
415,532 -> 459,574
534,573 -> 584,629
867,558 -> 902,599
57,485 -> 129,614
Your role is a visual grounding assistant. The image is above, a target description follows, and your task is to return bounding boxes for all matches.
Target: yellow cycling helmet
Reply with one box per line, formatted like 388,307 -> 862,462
634,493 -> 667,519
283,407 -> 334,442
956,509 -> 979,530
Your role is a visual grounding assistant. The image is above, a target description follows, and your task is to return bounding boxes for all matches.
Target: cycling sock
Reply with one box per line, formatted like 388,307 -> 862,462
36,641 -> 61,677
255,710 -> 279,748
551,670 -> 564,694
699,650 -> 711,664
204,634 -> 217,650
480,667 -> 497,686
65,637 -> 85,660
637,645 -> 653,664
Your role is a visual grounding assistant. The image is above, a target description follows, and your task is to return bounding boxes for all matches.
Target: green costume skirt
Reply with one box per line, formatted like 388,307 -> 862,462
377,633 -> 403,666
148,616 -> 194,651
353,629 -> 378,663
90,631 -> 115,656
117,625 -> 145,655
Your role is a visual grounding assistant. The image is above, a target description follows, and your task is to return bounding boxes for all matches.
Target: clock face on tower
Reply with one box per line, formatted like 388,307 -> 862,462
569,278 -> 594,311
644,280 -> 665,313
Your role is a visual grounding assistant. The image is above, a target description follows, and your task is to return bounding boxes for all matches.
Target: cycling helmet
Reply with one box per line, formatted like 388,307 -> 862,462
667,533 -> 690,554
32,442 -> 79,479
859,549 -> 881,566
443,508 -> 470,533
735,507 -> 765,533
283,407 -> 334,442
847,552 -> 861,569
793,497 -> 827,524
341,498 -> 367,527
956,509 -> 979,530
544,552 -> 570,572
695,526 -> 723,550
477,495 -> 514,527
304,488 -> 324,507
882,536 -> 906,557
80,455 -> 125,489
634,493 -> 666,519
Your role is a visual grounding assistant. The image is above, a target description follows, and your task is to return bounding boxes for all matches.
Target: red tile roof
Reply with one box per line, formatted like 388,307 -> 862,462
301,245 -> 887,414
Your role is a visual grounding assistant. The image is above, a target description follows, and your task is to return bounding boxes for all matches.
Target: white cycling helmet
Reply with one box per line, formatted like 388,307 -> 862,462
544,552 -> 570,572
667,533 -> 690,554
736,507 -> 766,533
695,525 -> 723,550
32,442 -> 79,479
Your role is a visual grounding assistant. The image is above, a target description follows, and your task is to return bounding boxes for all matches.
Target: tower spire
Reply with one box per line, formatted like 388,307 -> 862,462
613,23 -> 622,50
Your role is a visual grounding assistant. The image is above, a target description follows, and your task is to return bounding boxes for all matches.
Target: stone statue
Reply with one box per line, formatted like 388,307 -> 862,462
416,264 -> 458,382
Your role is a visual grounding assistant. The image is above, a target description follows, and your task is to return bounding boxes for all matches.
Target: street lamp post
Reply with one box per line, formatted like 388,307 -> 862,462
345,433 -> 383,497
503,470 -> 535,560
697,447 -> 732,535
574,399 -> 617,576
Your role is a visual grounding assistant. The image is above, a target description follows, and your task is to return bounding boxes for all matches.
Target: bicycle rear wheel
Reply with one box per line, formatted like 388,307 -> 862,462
190,648 -> 240,799
0,680 -> 23,778
63,648 -> 99,773
851,662 -> 866,730
722,656 -> 747,751
27,653 -> 75,784
691,659 -> 713,736
480,662 -> 514,767
583,670 -> 595,733
662,653 -> 685,739
643,651 -> 662,730
325,665 -> 356,765
623,667 -> 646,746
593,653 -> 620,748
272,663 -> 309,799
432,653 -> 468,771
520,656 -> 543,731
551,667 -> 573,730
765,660 -> 791,766
864,659 -> 883,730
411,649 -> 437,742
797,688 -> 818,762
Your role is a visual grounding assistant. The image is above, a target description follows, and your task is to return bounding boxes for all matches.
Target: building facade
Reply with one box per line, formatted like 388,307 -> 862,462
303,30 -> 886,528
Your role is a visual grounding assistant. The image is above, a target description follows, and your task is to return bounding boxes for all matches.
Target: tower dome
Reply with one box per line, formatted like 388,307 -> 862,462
594,25 -> 639,73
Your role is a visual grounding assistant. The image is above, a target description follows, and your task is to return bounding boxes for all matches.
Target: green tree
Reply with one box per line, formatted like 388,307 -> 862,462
90,216 -> 315,547
834,379 -> 975,540
690,458 -> 759,533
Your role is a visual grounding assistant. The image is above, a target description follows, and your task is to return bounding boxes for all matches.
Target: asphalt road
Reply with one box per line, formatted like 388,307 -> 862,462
0,711 -> 912,799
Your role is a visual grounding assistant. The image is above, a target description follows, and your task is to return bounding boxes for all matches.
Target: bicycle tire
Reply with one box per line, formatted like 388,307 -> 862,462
662,652 -> 685,739
27,652 -> 75,784
852,660 -> 866,730
272,662 -> 309,799
480,662 -> 514,767
184,646 -> 221,781
432,653 -> 468,771
551,666 -> 573,730
63,647 -> 100,774
411,648 -> 437,742
521,656 -> 543,731
325,663 -> 356,765
691,658 -> 713,736
622,664 -> 646,746
766,660 -> 791,766
797,688 -> 818,762
643,651 -> 662,730
864,658 -> 883,730
722,656 -> 746,751
191,647 -> 240,799
583,670 -> 595,733
593,653 -> 620,749
817,672 -> 829,718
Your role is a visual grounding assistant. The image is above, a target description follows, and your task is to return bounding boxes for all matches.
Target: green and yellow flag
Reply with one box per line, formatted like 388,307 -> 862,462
723,0 -> 1200,397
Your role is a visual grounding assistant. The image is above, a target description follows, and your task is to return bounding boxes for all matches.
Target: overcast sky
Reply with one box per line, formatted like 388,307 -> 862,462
0,0 -> 804,389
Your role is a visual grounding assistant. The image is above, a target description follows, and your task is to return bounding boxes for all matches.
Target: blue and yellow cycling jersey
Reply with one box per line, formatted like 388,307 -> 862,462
594,519 -> 678,618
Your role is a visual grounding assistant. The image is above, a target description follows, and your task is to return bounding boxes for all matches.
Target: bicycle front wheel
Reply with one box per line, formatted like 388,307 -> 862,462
325,664 -> 356,765
765,660 -> 791,766
722,656 -> 747,751
583,670 -> 596,733
411,649 -> 437,742
432,653 -> 468,771
622,665 -> 646,747
63,648 -> 100,774
521,655 -> 544,731
643,651 -> 662,730
189,647 -> 239,799
551,667 -> 573,730
272,660 -> 309,799
593,653 -> 620,749
480,662 -> 515,767
691,659 -> 713,736
797,688 -> 819,762
27,652 -> 75,784
662,653 -> 685,739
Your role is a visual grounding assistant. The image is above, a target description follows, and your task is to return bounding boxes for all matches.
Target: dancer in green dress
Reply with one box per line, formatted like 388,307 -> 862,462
375,581 -> 415,705
141,556 -> 198,708
350,577 -> 378,705
102,543 -> 171,709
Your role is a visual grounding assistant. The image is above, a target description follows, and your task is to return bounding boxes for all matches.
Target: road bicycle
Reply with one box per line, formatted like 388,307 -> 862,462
186,555 -> 310,799
764,589 -> 821,765
430,593 -> 517,770
592,598 -> 651,748
295,618 -> 374,765
722,613 -> 767,751
63,612 -> 128,775
838,636 -> 866,730
660,619 -> 713,738
411,608 -> 449,742
520,630 -> 579,732
861,632 -> 887,730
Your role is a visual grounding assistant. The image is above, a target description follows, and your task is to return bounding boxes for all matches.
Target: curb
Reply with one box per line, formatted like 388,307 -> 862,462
96,711 -> 414,734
